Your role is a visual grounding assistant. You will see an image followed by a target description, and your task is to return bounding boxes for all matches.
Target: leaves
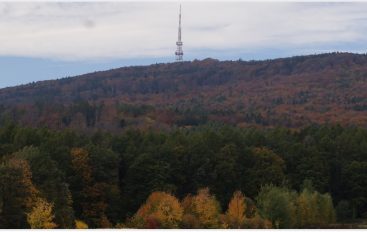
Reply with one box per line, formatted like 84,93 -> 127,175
130,192 -> 183,228
27,198 -> 57,229
225,191 -> 246,228
182,188 -> 221,228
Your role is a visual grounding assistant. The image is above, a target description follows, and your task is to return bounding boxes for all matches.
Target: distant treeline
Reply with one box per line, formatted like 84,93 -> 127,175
0,123 -> 366,228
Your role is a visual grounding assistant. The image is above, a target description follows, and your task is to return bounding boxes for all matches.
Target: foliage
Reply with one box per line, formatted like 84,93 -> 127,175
257,184 -> 336,228
336,200 -> 354,222
130,192 -> 183,228
256,185 -> 296,228
0,123 -> 365,228
0,157 -> 38,228
295,185 -> 336,228
26,198 -> 57,229
224,191 -> 246,228
75,220 -> 88,229
2,53 -> 367,130
182,188 -> 221,228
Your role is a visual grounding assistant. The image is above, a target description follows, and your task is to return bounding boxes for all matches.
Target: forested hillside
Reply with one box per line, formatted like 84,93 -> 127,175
1,52 -> 367,131
1,53 -> 367,228
0,123 -> 366,228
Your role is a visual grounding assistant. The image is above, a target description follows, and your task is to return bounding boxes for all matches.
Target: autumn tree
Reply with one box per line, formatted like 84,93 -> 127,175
75,220 -> 88,229
27,198 -> 57,229
295,183 -> 335,228
13,146 -> 75,228
295,188 -> 316,227
224,191 -> 246,228
245,213 -> 273,229
0,158 -> 38,228
181,188 -> 221,228
70,148 -> 111,228
130,191 -> 183,228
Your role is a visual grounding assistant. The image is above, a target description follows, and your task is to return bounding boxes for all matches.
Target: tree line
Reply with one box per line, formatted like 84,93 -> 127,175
0,122 -> 366,228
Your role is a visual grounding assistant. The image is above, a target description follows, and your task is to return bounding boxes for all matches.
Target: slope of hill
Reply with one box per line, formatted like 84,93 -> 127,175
1,52 -> 367,131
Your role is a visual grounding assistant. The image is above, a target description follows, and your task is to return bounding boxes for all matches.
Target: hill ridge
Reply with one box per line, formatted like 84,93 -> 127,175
1,52 -> 367,131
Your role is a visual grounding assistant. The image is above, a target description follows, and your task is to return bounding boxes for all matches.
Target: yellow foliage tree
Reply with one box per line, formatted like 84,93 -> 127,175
75,220 -> 89,229
7,158 -> 39,210
296,189 -> 336,228
27,198 -> 57,229
182,188 -> 221,228
131,191 -> 183,228
225,191 -> 246,228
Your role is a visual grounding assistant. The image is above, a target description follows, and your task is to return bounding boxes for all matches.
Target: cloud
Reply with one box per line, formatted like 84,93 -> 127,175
0,2 -> 367,61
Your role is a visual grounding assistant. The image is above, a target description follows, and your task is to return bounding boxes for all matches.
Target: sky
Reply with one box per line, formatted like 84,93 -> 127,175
1,2 -> 367,88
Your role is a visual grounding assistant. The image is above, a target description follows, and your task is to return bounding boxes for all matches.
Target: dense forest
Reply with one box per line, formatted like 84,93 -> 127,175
0,52 -> 367,131
1,123 -> 366,228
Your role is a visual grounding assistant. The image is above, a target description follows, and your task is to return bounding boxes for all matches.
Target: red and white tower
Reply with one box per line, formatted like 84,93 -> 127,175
175,5 -> 183,62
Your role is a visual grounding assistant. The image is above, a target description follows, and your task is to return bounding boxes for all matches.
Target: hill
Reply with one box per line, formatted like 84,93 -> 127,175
1,52 -> 367,131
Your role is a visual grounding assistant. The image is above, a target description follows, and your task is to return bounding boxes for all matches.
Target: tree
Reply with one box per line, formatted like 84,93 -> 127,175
27,198 -> 57,229
70,148 -> 111,228
130,191 -> 183,228
13,146 -> 75,228
295,185 -> 335,228
123,153 -> 175,214
211,144 -> 240,208
224,191 -> 246,228
243,147 -> 286,198
182,188 -> 221,228
342,161 -> 367,218
256,185 -> 296,228
245,213 -> 273,229
295,188 -> 316,227
75,220 -> 88,229
336,200 -> 353,222
0,158 -> 38,228
316,192 -> 335,226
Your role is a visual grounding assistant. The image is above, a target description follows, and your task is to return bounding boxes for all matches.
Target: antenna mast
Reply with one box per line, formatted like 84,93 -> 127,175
175,5 -> 183,62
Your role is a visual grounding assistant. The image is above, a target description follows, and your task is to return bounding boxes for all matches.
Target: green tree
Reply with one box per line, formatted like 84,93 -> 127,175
243,147 -> 286,197
342,161 -> 367,218
70,148 -> 111,228
123,152 -> 175,214
335,200 -> 353,222
256,185 -> 296,228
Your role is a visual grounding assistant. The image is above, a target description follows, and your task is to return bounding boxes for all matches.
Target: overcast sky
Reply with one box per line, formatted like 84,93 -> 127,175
1,2 -> 367,88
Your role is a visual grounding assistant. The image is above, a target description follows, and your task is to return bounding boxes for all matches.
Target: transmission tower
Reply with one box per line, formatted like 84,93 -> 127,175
175,5 -> 183,62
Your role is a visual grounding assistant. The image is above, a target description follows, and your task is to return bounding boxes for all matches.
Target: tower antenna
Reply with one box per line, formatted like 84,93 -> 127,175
175,4 -> 183,62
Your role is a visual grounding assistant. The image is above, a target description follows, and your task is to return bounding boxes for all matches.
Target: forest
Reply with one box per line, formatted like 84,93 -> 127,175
0,122 -> 366,228
0,52 -> 367,131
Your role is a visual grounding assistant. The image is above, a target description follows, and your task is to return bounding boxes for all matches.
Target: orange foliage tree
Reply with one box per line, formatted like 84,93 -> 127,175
130,191 -> 183,228
224,191 -> 246,228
